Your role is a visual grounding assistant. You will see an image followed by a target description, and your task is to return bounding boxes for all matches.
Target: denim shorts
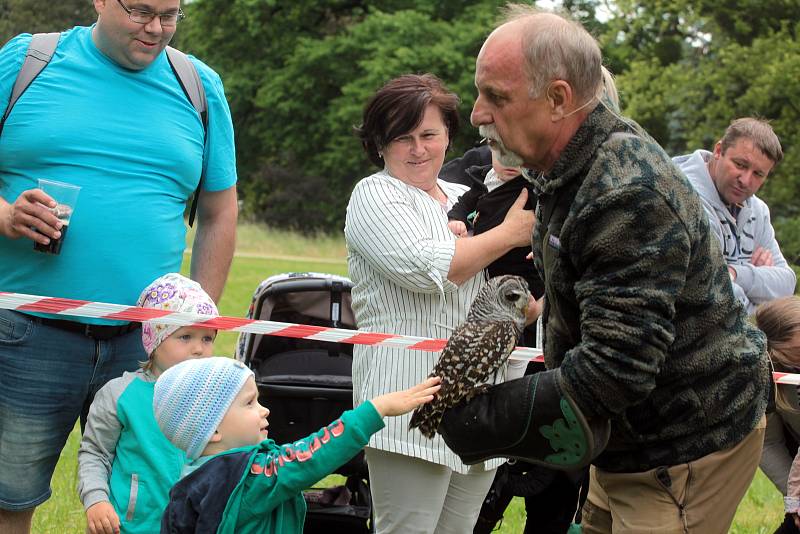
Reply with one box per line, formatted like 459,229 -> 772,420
0,309 -> 144,510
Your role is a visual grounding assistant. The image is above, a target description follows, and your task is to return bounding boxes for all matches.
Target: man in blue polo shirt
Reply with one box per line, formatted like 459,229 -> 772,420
0,1 -> 238,531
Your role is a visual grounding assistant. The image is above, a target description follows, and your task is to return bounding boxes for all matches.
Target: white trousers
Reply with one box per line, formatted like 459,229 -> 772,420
365,447 -> 497,534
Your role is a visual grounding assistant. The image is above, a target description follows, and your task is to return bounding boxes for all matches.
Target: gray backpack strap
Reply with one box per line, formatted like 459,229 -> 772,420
0,32 -> 61,135
166,46 -> 208,227
165,46 -> 207,124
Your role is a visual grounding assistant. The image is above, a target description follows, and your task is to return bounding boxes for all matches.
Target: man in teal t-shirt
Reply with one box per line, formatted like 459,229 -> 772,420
0,1 -> 237,531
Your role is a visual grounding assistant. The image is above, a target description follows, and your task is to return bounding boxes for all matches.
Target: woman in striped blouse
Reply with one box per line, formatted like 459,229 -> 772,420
345,73 -> 535,533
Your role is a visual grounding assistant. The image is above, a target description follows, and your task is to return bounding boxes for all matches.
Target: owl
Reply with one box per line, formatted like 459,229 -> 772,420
408,274 -> 532,439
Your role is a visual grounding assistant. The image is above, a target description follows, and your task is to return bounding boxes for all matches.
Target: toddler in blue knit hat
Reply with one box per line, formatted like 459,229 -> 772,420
77,273 -> 218,534
153,356 -> 441,533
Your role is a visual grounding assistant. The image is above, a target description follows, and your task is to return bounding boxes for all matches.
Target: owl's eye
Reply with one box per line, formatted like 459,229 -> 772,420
506,293 -> 521,302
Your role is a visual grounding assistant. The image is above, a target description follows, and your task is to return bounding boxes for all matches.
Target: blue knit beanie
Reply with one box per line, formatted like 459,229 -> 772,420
153,357 -> 254,460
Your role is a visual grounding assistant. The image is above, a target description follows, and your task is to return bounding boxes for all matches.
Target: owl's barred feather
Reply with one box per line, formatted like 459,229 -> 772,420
408,275 -> 531,439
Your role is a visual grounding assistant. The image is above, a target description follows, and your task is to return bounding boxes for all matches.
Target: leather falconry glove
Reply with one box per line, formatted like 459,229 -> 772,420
439,368 -> 610,470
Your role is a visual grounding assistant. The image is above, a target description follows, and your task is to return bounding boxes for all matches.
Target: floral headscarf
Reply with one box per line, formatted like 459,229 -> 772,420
136,273 -> 218,356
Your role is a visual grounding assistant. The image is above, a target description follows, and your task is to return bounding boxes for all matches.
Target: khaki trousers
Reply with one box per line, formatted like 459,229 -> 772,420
581,416 -> 766,534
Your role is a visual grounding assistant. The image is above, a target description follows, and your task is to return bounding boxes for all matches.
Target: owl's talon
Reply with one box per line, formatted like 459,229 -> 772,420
465,383 -> 491,401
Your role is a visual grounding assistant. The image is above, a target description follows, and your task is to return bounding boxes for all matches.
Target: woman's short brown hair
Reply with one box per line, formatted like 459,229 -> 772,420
356,73 -> 460,168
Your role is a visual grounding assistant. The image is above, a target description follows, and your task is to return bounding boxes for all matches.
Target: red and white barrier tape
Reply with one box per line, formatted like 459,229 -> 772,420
1,291 -> 796,386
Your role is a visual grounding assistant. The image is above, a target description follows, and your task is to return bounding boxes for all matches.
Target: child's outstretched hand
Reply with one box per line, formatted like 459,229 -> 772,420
371,377 -> 441,417
86,501 -> 120,534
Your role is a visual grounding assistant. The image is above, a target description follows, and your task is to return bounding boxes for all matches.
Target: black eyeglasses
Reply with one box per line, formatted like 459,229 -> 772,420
116,0 -> 185,27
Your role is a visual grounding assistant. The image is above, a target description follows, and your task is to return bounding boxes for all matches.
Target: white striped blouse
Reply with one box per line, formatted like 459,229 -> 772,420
344,169 -> 506,473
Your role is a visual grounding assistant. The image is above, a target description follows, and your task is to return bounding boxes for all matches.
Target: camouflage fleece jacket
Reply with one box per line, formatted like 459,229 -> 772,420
529,104 -> 769,473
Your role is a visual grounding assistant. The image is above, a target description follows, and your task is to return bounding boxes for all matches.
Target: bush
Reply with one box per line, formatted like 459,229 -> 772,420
240,162 -> 349,234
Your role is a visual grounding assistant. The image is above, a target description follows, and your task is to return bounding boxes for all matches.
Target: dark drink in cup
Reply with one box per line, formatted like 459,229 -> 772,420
32,179 -> 80,256
33,204 -> 73,255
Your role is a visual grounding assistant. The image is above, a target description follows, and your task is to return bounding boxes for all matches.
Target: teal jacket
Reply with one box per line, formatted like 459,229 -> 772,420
162,401 -> 384,533
78,370 -> 186,533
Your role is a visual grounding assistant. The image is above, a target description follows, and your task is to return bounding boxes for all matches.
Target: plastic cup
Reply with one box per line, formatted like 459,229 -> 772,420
33,179 -> 81,255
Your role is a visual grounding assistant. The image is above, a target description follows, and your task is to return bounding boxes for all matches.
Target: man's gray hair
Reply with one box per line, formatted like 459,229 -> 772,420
720,117 -> 783,165
500,4 -> 603,103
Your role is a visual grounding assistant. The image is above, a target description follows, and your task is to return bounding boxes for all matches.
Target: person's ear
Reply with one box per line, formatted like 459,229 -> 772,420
208,430 -> 222,443
547,81 -> 572,121
713,141 -> 723,160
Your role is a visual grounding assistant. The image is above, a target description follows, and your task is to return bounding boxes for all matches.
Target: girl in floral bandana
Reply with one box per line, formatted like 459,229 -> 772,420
77,273 -> 218,534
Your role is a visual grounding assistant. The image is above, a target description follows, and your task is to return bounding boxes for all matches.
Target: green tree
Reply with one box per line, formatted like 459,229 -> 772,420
181,0 -> 799,263
612,7 -> 800,269
692,0 -> 798,46
0,0 -> 96,45
181,0 -> 506,232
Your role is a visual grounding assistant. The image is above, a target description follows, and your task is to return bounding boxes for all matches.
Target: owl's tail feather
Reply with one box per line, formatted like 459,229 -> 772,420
408,401 -> 444,439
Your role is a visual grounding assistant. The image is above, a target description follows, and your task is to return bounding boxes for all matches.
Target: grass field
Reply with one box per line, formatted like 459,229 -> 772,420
28,224 -> 784,532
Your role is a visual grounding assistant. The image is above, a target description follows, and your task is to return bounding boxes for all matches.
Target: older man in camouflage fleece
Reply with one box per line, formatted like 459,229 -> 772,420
442,5 -> 769,534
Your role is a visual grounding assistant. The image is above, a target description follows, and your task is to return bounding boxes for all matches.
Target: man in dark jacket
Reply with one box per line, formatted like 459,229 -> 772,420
445,6 -> 769,533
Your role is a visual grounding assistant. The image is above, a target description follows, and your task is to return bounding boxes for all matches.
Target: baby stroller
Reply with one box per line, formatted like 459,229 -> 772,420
235,272 -> 373,533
